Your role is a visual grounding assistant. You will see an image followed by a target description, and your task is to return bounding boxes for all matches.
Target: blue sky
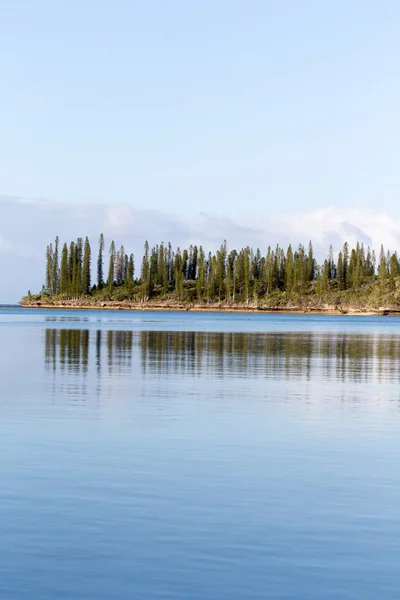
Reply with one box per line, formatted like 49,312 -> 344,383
1,1 -> 400,300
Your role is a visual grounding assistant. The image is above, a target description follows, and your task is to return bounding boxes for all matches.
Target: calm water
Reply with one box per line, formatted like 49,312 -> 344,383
1,308 -> 400,599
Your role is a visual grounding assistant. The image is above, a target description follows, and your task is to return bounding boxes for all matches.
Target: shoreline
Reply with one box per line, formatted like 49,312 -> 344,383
18,300 -> 400,316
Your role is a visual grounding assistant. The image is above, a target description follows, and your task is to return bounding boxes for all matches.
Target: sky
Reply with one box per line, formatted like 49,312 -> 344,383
1,1 -> 400,301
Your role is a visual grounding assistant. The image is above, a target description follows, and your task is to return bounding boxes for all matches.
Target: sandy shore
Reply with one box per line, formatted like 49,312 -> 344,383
18,299 -> 399,316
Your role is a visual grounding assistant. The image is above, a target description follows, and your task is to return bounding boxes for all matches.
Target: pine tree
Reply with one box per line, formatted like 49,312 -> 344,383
366,247 -> 373,277
343,242 -> 349,288
389,252 -> 399,290
226,249 -> 237,302
45,244 -> 53,295
322,259 -> 330,292
378,245 -> 388,293
196,246 -> 205,301
149,245 -> 158,292
75,238 -> 83,295
116,245 -> 125,285
243,247 -> 250,302
337,251 -> 344,290
140,241 -> 150,300
68,241 -> 75,295
328,245 -> 336,279
108,240 -> 116,289
97,233 -> 104,289
157,243 -> 166,287
127,254 -> 135,289
285,245 -> 294,291
52,236 -> 59,295
191,245 -> 198,281
60,243 -> 69,294
83,236 -> 91,295
182,249 -> 189,281
216,241 -> 227,301
389,252 -> 399,277
308,241 -> 315,281
206,253 -> 217,302
174,249 -> 184,299
265,247 -> 274,294
123,253 -> 128,283
371,249 -> 377,275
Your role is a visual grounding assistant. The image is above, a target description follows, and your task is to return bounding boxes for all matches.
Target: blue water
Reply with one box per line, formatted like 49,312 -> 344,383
1,308 -> 400,599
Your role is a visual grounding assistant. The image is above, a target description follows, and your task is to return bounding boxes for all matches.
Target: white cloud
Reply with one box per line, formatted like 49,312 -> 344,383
241,207 -> 400,254
1,197 -> 400,302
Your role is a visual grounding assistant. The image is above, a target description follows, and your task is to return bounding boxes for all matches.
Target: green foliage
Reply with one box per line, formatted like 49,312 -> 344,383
107,240 -> 116,290
83,237 -> 91,295
97,233 -> 104,289
37,234 -> 400,311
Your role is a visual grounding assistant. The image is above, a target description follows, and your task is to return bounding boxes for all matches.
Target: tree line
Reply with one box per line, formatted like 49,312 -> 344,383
43,235 -> 400,302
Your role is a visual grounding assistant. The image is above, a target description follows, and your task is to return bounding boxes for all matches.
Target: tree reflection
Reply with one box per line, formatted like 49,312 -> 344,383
139,331 -> 400,383
44,328 -> 400,383
44,329 -> 133,373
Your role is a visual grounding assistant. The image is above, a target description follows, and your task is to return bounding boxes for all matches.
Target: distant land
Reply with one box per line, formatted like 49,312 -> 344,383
20,235 -> 400,315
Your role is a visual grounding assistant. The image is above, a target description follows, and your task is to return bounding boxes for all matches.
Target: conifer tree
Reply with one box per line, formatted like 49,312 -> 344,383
52,236 -> 59,295
108,240 -> 116,289
97,233 -> 104,289
69,241 -> 75,295
226,249 -> 237,302
60,243 -> 69,294
216,241 -> 227,301
191,245 -> 198,281
328,245 -> 336,279
285,245 -> 294,291
389,252 -> 399,289
343,242 -> 349,288
243,247 -> 250,302
322,259 -> 330,292
308,241 -> 315,281
265,247 -> 274,294
206,253 -> 217,301
372,249 -> 377,275
167,242 -> 173,282
182,249 -> 189,281
157,243 -> 166,287
337,251 -> 344,290
174,249 -> 184,299
196,246 -> 205,300
366,247 -> 373,277
83,236 -> 91,295
123,253 -> 128,283
149,245 -> 158,291
75,238 -> 83,295
378,245 -> 388,292
45,244 -> 53,295
115,245 -> 125,285
140,241 -> 150,300
127,254 -> 135,287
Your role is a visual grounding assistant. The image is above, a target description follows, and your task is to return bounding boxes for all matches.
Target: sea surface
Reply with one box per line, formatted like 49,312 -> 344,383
1,307 -> 400,599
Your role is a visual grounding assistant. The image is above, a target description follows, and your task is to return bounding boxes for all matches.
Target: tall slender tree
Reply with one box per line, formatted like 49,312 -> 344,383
97,233 -> 104,289
140,241 -> 150,300
107,240 -> 116,289
52,236 -> 59,295
83,236 -> 91,295
45,244 -> 53,294
60,243 -> 69,294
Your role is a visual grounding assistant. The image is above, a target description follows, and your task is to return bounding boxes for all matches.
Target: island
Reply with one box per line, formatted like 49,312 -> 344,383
20,235 -> 400,315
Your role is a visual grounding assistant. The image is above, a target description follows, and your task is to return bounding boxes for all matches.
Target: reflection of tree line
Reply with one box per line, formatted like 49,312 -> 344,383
140,332 -> 400,382
45,329 -> 400,381
45,329 -> 89,372
45,329 -> 133,373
